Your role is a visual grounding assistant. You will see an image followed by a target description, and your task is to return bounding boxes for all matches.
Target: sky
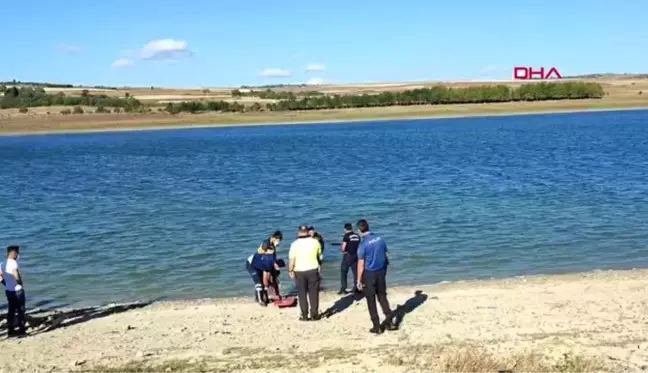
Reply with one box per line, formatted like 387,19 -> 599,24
2,0 -> 647,88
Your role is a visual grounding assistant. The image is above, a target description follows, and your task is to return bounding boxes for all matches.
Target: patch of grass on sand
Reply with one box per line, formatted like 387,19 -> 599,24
84,345 -> 615,373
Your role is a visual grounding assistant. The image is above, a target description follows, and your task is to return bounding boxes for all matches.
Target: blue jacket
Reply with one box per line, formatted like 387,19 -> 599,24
249,252 -> 276,272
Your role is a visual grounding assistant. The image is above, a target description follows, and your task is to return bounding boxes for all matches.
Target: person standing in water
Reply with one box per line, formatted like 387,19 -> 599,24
1,245 -> 26,337
356,219 -> 397,334
289,226 -> 322,321
339,223 -> 361,295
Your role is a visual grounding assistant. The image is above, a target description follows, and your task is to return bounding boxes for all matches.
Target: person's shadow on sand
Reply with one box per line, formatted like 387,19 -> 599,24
386,290 -> 431,329
1,301 -> 151,339
322,291 -> 365,318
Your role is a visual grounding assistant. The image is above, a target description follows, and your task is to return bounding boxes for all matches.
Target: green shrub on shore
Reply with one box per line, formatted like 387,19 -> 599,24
73,106 -> 84,114
0,87 -> 141,110
168,82 -> 605,114
60,108 -> 72,115
18,106 -> 28,113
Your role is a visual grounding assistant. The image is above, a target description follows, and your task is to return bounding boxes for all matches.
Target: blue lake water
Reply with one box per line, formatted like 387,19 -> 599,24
1,109 -> 648,309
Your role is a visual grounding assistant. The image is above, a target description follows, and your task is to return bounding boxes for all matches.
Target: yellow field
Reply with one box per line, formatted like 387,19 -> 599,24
1,77 -> 647,135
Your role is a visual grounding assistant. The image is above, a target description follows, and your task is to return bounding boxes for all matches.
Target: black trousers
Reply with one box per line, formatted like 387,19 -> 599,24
5,290 -> 26,334
294,269 -> 320,318
340,254 -> 358,291
363,269 -> 392,327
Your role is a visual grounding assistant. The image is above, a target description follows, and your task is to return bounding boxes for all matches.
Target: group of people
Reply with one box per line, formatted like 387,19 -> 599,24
245,219 -> 398,334
1,219 -> 395,339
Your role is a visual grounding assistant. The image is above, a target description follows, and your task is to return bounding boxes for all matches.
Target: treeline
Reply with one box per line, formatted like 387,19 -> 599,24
240,83 -> 308,89
0,86 -> 142,110
0,80 -> 120,90
165,82 -> 605,114
231,88 -> 324,99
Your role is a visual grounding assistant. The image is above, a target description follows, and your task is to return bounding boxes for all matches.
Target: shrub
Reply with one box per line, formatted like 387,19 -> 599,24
95,106 -> 109,113
113,107 -> 121,113
18,106 -> 28,113
60,108 -> 72,115
73,106 -> 84,114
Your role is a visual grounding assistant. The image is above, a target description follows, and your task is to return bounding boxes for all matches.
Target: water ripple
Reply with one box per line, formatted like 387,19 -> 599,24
1,110 -> 648,308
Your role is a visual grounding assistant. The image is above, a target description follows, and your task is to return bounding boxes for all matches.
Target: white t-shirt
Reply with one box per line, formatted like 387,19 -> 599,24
1,259 -> 22,292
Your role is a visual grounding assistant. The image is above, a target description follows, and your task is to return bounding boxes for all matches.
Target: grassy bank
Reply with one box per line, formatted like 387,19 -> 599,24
85,345 -> 613,373
1,97 -> 648,136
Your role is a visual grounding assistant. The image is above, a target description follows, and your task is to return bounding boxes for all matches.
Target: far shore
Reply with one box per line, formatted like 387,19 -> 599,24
1,98 -> 647,137
1,268 -> 647,372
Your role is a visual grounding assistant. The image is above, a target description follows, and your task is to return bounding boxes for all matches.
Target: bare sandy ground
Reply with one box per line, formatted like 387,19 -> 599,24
1,269 -> 647,372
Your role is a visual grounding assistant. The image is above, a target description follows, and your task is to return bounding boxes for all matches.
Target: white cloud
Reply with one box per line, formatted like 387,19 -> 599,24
306,77 -> 325,85
259,68 -> 291,78
306,63 -> 326,72
110,38 -> 192,69
140,39 -> 192,60
480,65 -> 498,74
111,58 -> 134,68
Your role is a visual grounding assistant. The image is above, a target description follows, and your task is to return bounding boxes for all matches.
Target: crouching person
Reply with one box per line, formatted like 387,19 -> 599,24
246,250 -> 282,307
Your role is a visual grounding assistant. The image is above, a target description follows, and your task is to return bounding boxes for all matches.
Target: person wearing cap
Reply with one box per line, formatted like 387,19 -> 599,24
288,226 -> 323,321
339,223 -> 361,295
1,245 -> 26,337
356,219 -> 397,334
246,245 -> 282,307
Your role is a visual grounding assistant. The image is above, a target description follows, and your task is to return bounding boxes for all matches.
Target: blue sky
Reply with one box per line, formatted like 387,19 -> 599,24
2,0 -> 646,88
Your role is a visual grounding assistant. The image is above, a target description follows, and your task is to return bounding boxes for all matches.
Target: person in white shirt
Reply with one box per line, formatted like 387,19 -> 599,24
1,245 -> 26,336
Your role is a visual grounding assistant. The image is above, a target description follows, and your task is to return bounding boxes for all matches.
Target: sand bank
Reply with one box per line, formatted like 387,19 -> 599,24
1,269 -> 647,372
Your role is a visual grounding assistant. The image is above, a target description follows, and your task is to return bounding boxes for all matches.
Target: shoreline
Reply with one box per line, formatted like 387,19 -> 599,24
2,267 -> 647,372
1,102 -> 647,138
19,265 -> 645,312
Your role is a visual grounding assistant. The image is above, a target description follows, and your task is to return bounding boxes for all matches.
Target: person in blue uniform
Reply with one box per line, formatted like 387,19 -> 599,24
246,245 -> 282,306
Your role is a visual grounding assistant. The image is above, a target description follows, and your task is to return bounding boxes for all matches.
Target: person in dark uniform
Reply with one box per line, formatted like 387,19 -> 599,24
339,223 -> 361,295
246,246 -> 281,306
356,219 -> 397,334
257,231 -> 283,254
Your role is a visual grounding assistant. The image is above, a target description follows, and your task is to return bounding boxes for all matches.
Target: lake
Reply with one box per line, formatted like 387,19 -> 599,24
1,109 -> 648,309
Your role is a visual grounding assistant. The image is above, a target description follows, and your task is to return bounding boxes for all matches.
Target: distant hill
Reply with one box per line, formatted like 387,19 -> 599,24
565,73 -> 648,79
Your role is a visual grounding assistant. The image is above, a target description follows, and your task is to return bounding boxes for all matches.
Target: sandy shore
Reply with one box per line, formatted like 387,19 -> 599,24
1,99 -> 647,137
1,269 -> 647,372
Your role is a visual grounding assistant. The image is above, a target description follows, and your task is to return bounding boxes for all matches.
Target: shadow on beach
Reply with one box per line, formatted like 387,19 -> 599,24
1,301 -> 152,338
322,291 -> 365,318
391,290 -> 432,328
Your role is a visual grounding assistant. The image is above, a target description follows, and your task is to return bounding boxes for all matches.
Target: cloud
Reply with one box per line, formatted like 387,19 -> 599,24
54,43 -> 82,55
110,38 -> 192,69
306,77 -> 325,85
306,63 -> 326,72
259,68 -> 291,78
140,39 -> 192,60
111,58 -> 135,68
480,65 -> 499,74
